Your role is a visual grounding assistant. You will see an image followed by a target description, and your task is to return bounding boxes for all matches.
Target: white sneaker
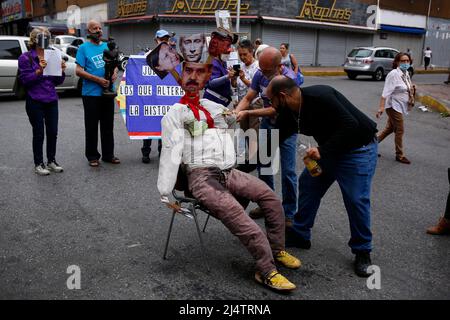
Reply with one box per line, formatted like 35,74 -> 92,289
47,161 -> 63,173
35,164 -> 50,176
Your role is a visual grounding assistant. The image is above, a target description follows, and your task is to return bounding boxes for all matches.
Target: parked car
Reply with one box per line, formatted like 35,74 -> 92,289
66,37 -> 85,58
53,35 -> 77,53
344,46 -> 414,81
0,36 -> 82,96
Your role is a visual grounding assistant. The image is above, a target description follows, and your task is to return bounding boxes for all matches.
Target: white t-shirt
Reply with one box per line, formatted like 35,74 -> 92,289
237,60 -> 259,100
382,68 -> 413,115
424,50 -> 432,58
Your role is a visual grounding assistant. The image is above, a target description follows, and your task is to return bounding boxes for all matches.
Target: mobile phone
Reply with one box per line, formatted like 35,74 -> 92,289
233,64 -> 240,72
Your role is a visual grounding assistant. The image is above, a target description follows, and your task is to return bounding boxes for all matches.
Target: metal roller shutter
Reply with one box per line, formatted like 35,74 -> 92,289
262,25 -> 316,66
110,24 -> 158,55
317,30 -> 347,66
345,34 -> 373,56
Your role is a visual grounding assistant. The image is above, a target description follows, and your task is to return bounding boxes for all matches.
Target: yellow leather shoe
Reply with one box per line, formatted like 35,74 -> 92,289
275,250 -> 302,269
255,270 -> 296,292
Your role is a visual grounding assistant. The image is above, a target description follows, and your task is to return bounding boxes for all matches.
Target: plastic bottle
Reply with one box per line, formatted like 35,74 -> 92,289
297,142 -> 322,177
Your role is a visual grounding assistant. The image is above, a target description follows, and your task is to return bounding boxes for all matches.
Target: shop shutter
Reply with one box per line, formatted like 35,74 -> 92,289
262,25 -> 316,66
345,34 -> 373,56
317,30 -> 347,66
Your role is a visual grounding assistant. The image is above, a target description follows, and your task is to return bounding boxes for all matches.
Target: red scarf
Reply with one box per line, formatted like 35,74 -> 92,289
179,93 -> 215,128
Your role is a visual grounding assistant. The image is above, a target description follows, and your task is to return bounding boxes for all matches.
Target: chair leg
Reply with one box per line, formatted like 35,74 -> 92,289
163,211 -> 176,260
202,214 -> 211,233
192,205 -> 210,272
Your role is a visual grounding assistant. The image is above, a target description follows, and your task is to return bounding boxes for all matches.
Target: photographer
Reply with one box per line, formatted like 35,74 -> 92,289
76,20 -> 120,167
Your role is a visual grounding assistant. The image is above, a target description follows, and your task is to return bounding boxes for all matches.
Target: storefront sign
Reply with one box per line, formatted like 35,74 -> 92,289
1,0 -> 24,23
297,0 -> 352,24
165,0 -> 250,15
116,0 -> 147,18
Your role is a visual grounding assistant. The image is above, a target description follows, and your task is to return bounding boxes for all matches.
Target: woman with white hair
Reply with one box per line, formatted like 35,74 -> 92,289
18,27 -> 66,175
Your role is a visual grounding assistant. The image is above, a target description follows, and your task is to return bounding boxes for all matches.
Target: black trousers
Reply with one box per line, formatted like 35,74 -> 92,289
142,139 -> 162,156
445,168 -> 450,219
25,96 -> 58,165
82,96 -> 115,161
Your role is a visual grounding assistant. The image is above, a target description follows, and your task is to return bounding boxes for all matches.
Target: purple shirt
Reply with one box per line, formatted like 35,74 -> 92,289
203,58 -> 232,106
18,49 -> 65,103
250,66 -> 296,107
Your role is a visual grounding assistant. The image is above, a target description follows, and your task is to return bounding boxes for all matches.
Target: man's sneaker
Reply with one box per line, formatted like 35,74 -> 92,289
47,161 -> 63,173
249,207 -> 264,219
354,252 -> 372,278
255,270 -> 296,292
35,164 -> 50,176
285,227 -> 311,249
275,250 -> 302,269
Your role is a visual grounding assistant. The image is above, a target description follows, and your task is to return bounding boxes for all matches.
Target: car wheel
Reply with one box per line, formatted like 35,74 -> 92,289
347,72 -> 357,80
120,58 -> 128,71
373,68 -> 384,81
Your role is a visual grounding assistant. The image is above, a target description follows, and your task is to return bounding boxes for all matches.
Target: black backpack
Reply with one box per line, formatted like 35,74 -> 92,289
13,52 -> 33,99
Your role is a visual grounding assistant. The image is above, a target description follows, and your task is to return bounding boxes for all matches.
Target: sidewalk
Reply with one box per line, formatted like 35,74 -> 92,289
301,66 -> 450,115
301,66 -> 449,76
415,83 -> 450,116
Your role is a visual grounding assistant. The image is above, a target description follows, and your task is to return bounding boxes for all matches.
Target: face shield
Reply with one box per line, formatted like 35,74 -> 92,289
36,33 -> 50,49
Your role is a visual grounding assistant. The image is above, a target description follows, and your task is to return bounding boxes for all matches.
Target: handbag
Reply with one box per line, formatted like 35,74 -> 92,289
289,54 -> 304,86
13,52 -> 33,99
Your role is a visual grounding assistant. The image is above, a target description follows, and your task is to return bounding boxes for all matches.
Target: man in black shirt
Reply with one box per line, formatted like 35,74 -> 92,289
267,76 -> 378,277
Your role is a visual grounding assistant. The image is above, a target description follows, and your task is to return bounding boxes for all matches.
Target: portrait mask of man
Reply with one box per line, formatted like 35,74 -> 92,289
180,62 -> 213,93
179,33 -> 206,63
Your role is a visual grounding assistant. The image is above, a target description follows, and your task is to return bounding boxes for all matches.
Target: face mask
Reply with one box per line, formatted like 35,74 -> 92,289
88,31 -> 102,43
36,33 -> 50,49
399,63 -> 410,71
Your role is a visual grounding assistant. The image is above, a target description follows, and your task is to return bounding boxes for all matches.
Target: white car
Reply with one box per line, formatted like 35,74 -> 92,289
0,36 -> 81,95
53,35 -> 77,53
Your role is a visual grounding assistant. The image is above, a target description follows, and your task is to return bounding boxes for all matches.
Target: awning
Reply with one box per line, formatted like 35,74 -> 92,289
380,24 -> 426,35
261,16 -> 377,34
105,15 -> 154,25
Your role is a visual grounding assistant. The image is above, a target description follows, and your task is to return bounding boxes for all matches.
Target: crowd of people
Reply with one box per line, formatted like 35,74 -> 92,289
17,21 -> 450,294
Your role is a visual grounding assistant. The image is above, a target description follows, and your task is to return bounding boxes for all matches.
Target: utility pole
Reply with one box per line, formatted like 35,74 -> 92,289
236,0 -> 241,32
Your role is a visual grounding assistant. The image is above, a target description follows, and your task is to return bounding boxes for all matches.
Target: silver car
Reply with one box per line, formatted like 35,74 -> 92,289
0,36 -> 81,96
344,46 -> 400,81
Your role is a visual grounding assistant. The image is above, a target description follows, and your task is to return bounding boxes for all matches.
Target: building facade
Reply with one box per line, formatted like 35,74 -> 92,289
1,0 -> 449,66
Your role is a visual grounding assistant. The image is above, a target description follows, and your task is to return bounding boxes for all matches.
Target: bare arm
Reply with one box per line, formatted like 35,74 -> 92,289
235,88 -> 258,113
376,97 -> 386,118
290,54 -> 299,74
76,64 -> 109,87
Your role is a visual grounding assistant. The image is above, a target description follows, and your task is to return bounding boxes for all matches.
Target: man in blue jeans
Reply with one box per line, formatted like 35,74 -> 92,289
267,76 -> 378,277
235,47 -> 300,224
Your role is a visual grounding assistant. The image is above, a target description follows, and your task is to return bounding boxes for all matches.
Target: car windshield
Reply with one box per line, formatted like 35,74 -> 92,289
348,49 -> 372,58
59,36 -> 76,44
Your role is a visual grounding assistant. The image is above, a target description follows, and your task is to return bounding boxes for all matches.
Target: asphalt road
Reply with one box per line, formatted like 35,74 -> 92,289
0,74 -> 449,300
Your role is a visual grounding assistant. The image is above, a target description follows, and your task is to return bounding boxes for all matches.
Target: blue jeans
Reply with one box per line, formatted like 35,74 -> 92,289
257,117 -> 298,219
292,140 -> 378,254
25,96 -> 59,165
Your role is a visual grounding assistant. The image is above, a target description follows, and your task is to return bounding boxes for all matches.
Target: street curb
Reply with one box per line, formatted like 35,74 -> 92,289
415,91 -> 450,116
302,70 -> 448,77
303,71 -> 346,76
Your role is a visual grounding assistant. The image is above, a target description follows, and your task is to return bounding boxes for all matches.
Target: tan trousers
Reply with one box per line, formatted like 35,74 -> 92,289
377,107 -> 405,158
187,167 -> 285,276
